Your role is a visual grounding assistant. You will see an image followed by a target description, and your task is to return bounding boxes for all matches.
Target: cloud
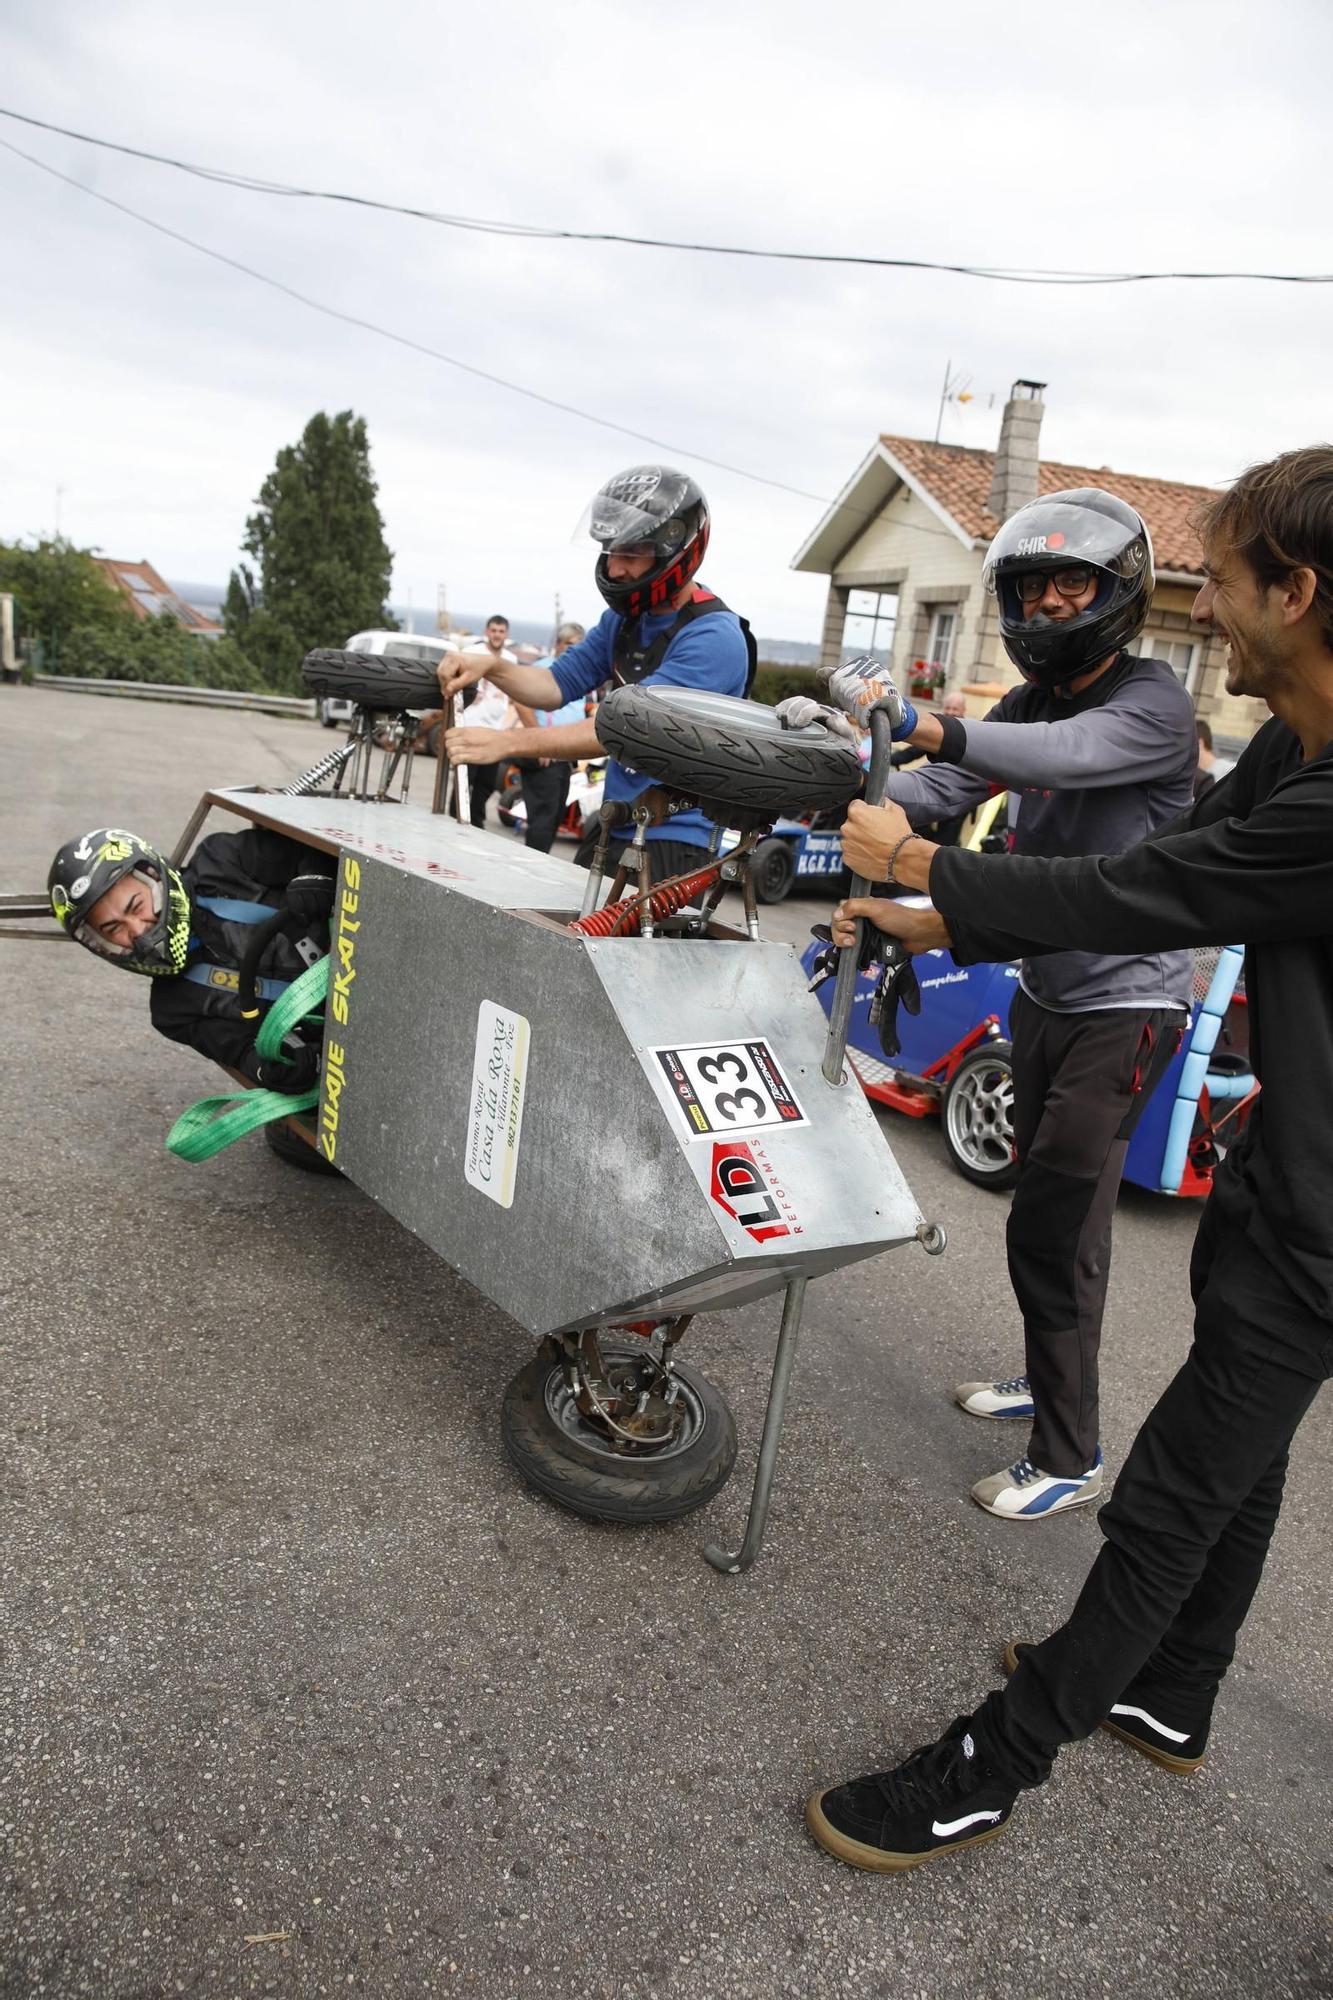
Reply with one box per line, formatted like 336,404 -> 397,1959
2,0 -> 1330,636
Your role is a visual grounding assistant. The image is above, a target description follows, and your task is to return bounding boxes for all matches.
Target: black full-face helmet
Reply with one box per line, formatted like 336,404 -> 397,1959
590,464 -> 710,618
47,828 -> 191,977
983,487 -> 1155,687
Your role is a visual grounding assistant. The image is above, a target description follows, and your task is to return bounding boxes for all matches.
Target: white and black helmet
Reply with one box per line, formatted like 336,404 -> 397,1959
984,488 -> 1154,687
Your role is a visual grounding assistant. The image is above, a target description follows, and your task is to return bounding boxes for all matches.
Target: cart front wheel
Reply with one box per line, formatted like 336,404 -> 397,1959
501,1339 -> 738,1524
942,1041 -> 1018,1190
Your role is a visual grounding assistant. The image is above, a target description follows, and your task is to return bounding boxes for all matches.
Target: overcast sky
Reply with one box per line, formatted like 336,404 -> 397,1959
1,0 -> 1329,639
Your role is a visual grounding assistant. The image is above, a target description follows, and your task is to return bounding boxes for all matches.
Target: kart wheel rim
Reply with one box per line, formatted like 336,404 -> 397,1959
946,1060 -> 1015,1176
543,1359 -> 710,1461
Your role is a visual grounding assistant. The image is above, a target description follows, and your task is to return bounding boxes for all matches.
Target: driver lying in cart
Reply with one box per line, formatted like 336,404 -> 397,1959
47,825 -> 335,1089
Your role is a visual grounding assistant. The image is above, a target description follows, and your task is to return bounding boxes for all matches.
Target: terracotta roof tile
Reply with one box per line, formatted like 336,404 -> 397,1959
880,435 -> 1218,576
94,557 -> 224,634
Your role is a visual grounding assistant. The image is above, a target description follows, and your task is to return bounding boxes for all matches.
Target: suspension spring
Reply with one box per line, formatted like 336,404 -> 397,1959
567,864 -> 723,938
280,741 -> 358,796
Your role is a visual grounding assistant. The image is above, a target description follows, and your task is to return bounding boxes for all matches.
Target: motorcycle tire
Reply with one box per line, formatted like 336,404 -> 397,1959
595,686 -> 863,821
501,1338 -> 738,1525
301,648 -> 443,712
264,1116 -> 342,1177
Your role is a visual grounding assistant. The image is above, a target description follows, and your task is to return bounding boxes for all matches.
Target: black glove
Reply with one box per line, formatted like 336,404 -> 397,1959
872,944 -> 922,1060
808,920 -> 884,989
284,873 -> 335,928
255,1042 -> 322,1093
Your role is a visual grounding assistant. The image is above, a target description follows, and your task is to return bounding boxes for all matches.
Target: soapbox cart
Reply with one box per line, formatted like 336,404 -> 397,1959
10,649 -> 942,1574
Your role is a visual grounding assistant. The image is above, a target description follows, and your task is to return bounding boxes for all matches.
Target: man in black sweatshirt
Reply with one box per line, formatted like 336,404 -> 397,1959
804,443 -> 1333,1872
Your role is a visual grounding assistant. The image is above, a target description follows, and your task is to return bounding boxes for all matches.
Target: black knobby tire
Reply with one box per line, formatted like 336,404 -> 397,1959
501,1339 -> 738,1524
595,686 -> 863,819
752,837 -> 797,904
302,648 -> 442,712
942,1041 -> 1019,1190
264,1116 -> 342,1177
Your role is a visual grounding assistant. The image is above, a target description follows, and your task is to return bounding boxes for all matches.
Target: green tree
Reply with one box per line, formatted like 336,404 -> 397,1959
225,410 -> 395,691
61,612 -> 257,690
0,537 -> 126,664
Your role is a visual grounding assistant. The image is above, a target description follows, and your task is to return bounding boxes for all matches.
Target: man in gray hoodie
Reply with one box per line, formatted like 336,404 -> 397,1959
790,488 -> 1197,1519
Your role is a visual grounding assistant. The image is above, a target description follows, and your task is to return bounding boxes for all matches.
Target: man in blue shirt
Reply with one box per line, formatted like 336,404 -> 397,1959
438,465 -> 753,882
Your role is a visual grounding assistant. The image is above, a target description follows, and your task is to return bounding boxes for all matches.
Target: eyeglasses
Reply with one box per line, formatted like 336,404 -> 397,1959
1016,565 -> 1097,604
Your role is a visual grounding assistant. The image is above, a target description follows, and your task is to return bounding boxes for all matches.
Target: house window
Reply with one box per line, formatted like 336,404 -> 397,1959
842,588 -> 897,662
925,606 -> 957,674
1132,633 -> 1200,691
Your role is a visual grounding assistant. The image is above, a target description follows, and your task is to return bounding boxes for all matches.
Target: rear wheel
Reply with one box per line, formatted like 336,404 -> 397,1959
302,647 -> 442,712
501,1338 -> 738,1524
264,1117 -> 342,1177
752,837 -> 797,903
942,1042 -> 1018,1190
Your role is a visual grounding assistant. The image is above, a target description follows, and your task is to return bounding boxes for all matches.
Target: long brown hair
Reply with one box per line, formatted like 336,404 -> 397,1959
1199,446 -> 1333,648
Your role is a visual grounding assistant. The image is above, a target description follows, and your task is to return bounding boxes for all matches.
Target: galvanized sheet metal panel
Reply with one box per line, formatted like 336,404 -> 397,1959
208,790 -> 925,1333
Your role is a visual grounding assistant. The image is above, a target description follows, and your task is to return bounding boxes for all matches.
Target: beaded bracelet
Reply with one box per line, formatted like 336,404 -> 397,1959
886,832 -> 920,884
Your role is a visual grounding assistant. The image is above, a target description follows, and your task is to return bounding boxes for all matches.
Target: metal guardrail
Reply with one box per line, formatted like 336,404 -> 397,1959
32,674 -> 317,719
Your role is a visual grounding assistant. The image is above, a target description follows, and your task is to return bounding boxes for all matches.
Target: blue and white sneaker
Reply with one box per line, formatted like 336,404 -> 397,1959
972,1448 -> 1103,1520
954,1373 -> 1035,1420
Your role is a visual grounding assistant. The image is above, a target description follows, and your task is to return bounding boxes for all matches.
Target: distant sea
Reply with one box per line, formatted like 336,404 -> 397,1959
168,582 -> 818,668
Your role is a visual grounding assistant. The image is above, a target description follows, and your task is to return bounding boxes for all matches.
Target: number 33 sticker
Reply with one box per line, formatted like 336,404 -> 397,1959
653,1039 -> 808,1140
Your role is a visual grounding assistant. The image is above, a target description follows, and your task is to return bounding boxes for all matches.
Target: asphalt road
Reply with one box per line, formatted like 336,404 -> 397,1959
2,684 -> 1330,2000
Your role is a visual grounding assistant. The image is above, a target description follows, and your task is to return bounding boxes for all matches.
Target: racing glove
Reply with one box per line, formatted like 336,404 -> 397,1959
775,695 -> 860,744
284,873 -> 336,927
255,1040 -> 322,1093
823,656 -> 918,741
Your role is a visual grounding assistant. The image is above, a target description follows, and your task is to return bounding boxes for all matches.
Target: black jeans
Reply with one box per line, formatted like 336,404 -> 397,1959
467,762 -> 500,829
978,1194 -> 1333,1790
519,761 -> 571,853
1007,990 -> 1183,1476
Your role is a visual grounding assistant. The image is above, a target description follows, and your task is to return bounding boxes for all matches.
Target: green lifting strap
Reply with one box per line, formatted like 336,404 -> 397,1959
166,1085 -> 321,1163
166,956 -> 331,1163
255,956 -> 330,1060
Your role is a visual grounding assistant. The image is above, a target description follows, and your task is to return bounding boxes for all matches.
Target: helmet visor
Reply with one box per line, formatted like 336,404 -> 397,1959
587,491 -> 686,557
984,497 -> 1150,593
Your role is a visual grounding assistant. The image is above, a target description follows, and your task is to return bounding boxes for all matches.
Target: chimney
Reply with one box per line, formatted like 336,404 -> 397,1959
986,379 -> 1046,522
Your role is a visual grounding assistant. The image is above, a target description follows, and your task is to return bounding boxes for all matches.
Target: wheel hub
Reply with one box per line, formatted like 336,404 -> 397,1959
547,1332 -> 708,1460
947,1061 -> 1015,1173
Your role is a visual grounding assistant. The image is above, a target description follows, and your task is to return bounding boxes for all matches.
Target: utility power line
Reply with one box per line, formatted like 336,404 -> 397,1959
2,131 -> 979,550
0,135 -> 831,507
2,103 -> 1329,289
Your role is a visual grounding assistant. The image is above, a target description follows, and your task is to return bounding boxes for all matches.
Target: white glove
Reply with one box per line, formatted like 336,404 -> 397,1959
775,695 -> 859,744
823,656 -> 916,738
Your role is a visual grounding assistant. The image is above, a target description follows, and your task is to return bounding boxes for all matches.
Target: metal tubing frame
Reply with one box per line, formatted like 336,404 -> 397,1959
703,1274 -> 808,1576
822,707 -> 894,1084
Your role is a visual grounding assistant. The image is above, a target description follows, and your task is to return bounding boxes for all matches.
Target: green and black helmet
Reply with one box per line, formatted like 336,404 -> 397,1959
47,828 -> 191,977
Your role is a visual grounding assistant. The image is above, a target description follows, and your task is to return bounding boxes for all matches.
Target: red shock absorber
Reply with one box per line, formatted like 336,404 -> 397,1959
568,863 -> 722,938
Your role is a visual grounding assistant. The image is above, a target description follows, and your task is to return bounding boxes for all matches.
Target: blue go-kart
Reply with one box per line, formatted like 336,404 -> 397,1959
802,907 -> 1256,1197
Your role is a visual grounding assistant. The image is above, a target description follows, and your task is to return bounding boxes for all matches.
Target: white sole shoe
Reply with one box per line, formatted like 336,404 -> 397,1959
954,1375 -> 1035,1420
972,1450 -> 1103,1520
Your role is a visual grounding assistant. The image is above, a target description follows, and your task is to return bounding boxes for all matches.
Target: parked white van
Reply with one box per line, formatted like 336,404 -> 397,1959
318,629 -> 451,726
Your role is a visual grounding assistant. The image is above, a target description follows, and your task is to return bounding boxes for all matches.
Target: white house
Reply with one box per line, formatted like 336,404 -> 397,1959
791,384 -> 1265,744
